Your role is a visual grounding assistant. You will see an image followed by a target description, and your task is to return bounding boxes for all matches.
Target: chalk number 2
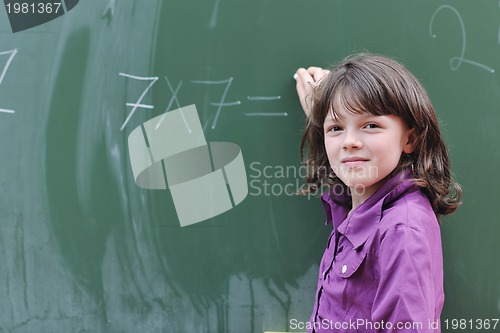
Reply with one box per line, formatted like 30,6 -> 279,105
429,5 -> 494,73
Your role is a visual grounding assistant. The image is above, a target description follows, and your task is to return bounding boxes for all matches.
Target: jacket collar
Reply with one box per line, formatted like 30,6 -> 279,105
321,169 -> 418,249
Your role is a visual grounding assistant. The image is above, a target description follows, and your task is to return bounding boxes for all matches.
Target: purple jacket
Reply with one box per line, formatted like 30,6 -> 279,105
308,170 -> 444,333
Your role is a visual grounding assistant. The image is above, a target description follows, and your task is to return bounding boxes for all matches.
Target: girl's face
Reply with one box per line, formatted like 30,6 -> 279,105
324,98 -> 414,203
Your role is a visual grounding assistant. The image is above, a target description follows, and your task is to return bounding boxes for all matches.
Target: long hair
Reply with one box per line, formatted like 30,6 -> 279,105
300,53 -> 462,216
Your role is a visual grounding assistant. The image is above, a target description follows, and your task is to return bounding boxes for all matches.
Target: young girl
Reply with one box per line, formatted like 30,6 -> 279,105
294,53 -> 462,333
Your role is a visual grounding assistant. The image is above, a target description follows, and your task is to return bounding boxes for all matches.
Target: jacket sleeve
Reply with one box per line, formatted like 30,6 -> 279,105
371,224 -> 442,333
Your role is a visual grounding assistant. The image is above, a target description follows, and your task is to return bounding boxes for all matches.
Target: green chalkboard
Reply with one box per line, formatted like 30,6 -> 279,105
0,0 -> 499,332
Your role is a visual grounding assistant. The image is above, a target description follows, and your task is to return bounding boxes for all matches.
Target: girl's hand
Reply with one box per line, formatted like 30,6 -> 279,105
294,67 -> 330,117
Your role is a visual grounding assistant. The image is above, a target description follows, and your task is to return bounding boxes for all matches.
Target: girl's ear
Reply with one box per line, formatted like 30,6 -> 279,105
403,128 -> 416,154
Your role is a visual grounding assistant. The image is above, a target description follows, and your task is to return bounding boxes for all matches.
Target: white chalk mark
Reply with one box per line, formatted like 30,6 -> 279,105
126,103 -> 154,109
191,79 -> 232,84
202,116 -> 212,132
164,78 -> 183,111
101,0 -> 115,21
429,5 -> 494,73
119,73 -> 159,131
0,49 -> 17,86
0,49 -> 17,115
119,73 -> 158,81
209,0 -> 221,29
177,107 -> 192,133
430,5 -> 465,70
244,112 -> 288,117
210,101 -> 241,107
498,1 -> 500,45
247,96 -> 282,101
192,77 -> 240,129
451,57 -> 495,73
155,77 -> 191,132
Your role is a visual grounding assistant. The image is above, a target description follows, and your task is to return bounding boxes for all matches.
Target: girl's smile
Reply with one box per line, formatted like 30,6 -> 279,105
341,156 -> 370,167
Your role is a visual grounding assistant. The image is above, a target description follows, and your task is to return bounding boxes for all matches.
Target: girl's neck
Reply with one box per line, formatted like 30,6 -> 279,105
348,178 -> 387,214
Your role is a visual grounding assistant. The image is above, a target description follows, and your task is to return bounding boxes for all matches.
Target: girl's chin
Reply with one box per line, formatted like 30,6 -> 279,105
341,178 -> 374,188
344,180 -> 378,192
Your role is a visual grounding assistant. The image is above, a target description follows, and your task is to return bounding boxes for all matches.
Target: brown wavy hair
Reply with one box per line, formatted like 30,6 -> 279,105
300,53 -> 462,216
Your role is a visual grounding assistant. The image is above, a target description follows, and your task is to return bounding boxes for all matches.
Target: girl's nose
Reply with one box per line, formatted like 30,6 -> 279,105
342,131 -> 363,150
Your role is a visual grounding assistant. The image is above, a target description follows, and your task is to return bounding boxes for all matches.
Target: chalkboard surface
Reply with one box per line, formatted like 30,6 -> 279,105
0,0 -> 499,332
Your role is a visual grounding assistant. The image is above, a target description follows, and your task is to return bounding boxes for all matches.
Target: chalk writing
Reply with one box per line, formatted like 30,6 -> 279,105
0,48 -> 17,114
119,73 -> 283,130
209,0 -> 221,29
191,78 -> 241,129
247,96 -> 281,101
155,76 -> 188,131
118,73 -> 158,131
101,0 -> 115,22
244,112 -> 288,117
498,0 -> 500,45
429,5 -> 494,73
245,95 -> 285,116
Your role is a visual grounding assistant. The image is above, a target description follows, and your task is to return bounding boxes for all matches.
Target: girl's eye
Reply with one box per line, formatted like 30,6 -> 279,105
329,126 -> 342,132
365,123 -> 379,129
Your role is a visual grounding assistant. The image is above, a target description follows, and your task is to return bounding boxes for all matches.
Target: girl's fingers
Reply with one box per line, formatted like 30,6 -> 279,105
308,66 -> 330,83
294,67 -> 330,116
294,68 -> 316,116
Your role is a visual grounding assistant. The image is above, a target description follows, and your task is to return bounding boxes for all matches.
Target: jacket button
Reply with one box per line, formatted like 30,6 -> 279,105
341,265 -> 347,274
